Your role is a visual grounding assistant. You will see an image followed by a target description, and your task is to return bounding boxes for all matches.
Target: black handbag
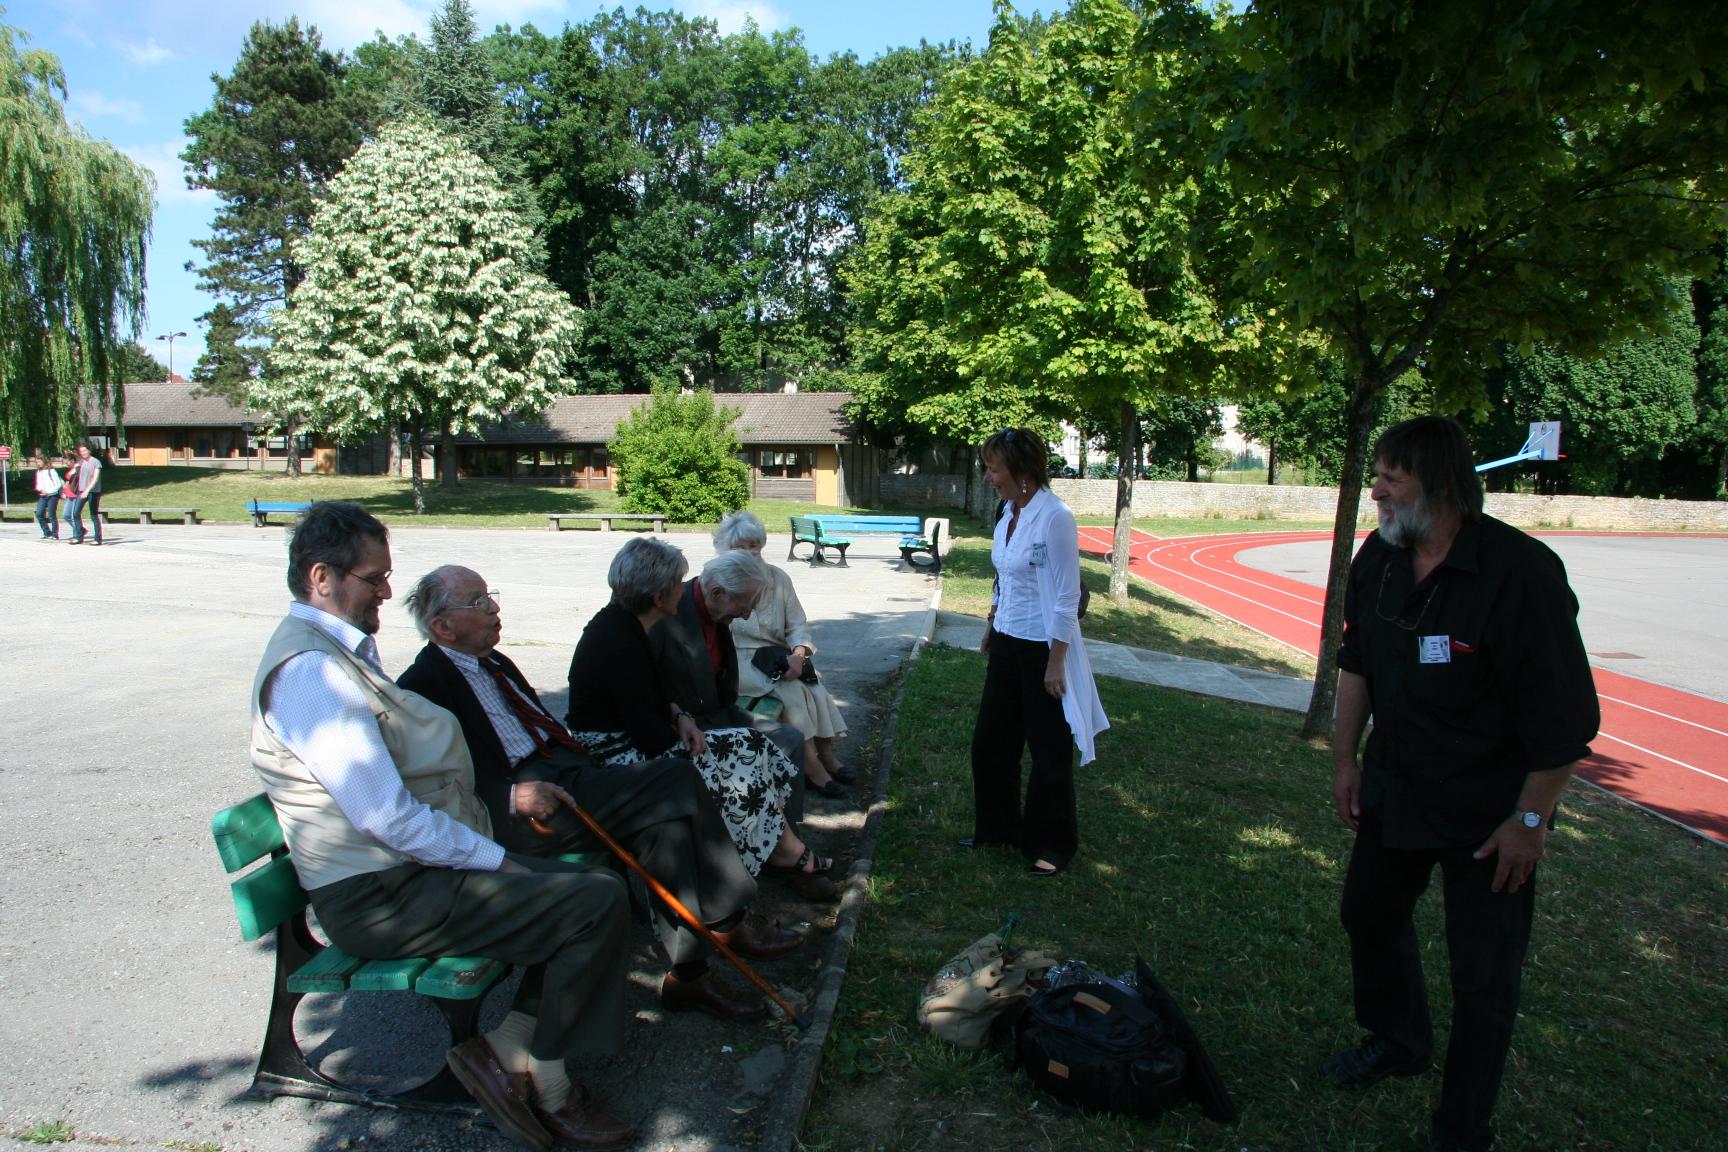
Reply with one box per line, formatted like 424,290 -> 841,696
750,644 -> 818,684
1012,956 -> 1236,1124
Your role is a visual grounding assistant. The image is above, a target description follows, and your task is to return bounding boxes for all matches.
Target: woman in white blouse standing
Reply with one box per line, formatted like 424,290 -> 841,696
966,427 -> 1108,876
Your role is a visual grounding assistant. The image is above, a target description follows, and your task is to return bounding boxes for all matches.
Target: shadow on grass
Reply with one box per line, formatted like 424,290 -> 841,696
807,646 -> 1728,1152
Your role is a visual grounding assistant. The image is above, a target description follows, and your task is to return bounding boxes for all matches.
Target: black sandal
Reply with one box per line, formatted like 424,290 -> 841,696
766,846 -> 833,876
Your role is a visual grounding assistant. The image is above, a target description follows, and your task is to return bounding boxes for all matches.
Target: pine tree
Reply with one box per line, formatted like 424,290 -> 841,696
181,18 -> 372,474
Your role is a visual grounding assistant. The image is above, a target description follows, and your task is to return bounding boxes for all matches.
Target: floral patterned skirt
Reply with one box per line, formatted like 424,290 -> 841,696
568,726 -> 797,876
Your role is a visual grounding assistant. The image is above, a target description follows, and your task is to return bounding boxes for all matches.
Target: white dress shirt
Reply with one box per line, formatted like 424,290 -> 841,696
261,601 -> 504,871
437,645 -> 542,764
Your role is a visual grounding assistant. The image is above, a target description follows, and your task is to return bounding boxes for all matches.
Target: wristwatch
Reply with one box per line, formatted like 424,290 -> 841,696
1516,810 -> 1544,830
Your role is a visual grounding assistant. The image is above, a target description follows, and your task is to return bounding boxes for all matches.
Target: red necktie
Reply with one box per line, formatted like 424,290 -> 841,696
482,656 -> 585,756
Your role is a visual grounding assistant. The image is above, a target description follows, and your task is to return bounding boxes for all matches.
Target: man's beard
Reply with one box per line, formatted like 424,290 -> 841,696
1378,495 -> 1434,548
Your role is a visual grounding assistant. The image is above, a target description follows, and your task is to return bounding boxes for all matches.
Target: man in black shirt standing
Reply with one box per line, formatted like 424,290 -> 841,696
1324,416 -> 1599,1152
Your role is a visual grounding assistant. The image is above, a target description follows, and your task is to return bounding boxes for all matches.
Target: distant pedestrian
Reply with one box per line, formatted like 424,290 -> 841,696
32,454 -> 62,540
966,426 -> 1108,877
67,442 -> 103,546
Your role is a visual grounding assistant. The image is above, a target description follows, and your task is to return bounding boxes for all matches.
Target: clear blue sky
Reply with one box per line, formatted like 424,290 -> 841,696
6,0 -> 1014,373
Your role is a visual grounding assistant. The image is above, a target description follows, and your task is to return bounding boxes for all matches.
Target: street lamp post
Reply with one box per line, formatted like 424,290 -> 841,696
155,330 -> 188,381
240,421 -> 256,471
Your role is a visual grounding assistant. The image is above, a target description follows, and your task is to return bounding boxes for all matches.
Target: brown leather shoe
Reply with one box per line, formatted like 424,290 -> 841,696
533,1081 -> 636,1150
659,970 -> 769,1021
776,868 -> 838,902
445,1036 -> 551,1152
713,911 -> 803,959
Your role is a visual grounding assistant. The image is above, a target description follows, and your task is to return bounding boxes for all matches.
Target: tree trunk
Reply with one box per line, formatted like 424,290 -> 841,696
1078,427 -> 1088,477
1109,399 -> 1137,603
440,418 -> 459,492
1299,372 -> 1386,740
284,413 -> 302,477
410,427 -> 426,515
1266,435 -> 1279,485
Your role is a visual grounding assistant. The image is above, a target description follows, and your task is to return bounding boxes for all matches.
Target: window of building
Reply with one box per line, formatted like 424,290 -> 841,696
756,449 -> 809,478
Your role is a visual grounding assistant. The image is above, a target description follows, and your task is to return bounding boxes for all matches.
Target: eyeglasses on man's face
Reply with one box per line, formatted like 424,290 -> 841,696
452,590 -> 502,613
335,565 -> 393,591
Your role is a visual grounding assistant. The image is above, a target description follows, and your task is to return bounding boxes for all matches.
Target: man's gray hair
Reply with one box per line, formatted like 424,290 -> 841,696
700,548 -> 767,603
712,510 -> 768,551
403,565 -> 473,640
609,536 -> 689,613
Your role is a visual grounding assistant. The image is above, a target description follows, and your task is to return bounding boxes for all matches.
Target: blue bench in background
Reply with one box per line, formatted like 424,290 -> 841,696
788,514 -> 941,572
248,500 -> 313,527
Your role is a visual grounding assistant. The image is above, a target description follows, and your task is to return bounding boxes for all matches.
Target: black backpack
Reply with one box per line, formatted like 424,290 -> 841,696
1012,956 -> 1236,1124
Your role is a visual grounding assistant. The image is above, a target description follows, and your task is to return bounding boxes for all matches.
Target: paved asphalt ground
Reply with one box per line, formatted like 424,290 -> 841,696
1236,534 -> 1728,702
0,519 -> 934,1152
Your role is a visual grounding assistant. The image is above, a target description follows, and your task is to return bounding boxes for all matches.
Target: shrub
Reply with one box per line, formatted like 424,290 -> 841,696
608,388 -> 750,522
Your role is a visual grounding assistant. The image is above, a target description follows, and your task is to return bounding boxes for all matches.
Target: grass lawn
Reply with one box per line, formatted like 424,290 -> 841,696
941,516 -> 1316,679
62,467 -> 883,529
804,647 -> 1727,1151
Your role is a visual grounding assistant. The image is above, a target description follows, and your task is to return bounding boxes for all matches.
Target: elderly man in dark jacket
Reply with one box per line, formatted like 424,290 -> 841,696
399,564 -> 801,1023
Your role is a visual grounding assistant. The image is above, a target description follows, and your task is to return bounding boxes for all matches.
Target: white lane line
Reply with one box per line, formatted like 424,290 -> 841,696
1596,692 -> 1728,739
1187,538 -> 1328,609
1593,730 -> 1728,787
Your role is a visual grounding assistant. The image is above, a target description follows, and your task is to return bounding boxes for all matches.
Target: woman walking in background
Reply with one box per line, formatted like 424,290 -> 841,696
966,427 -> 1108,876
32,453 -> 62,540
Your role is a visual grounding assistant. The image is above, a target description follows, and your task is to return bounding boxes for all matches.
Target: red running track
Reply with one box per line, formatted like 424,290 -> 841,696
1077,526 -> 1728,844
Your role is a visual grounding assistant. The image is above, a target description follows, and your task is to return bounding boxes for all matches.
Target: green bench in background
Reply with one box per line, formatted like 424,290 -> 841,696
211,792 -> 603,1113
788,514 -> 942,572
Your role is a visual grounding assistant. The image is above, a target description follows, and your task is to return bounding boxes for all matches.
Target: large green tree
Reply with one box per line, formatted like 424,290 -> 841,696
850,0 -> 1256,598
0,17 -> 153,453
1692,251 -> 1728,498
1153,0 -> 1728,735
263,116 -> 581,513
181,17 -> 373,474
188,302 -> 258,403
1480,312 -> 1701,496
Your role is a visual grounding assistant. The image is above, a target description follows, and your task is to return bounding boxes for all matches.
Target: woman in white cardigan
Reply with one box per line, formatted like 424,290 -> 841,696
966,427 -> 1108,876
716,511 -> 853,798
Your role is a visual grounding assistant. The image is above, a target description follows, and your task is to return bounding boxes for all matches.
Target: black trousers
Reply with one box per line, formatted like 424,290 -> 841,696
969,631 -> 1077,867
312,854 -> 630,1062
513,746 -> 756,968
1341,810 -> 1536,1152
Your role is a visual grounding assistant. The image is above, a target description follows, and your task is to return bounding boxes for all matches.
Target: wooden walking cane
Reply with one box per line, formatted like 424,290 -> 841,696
531,798 -> 812,1030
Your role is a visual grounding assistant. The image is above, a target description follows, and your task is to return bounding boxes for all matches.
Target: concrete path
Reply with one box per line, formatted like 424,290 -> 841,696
930,611 -> 1313,713
0,519 -> 934,1152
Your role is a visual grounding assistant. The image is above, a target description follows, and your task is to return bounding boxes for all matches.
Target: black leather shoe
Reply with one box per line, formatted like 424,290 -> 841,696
809,777 -> 848,799
1319,1036 -> 1429,1088
829,765 -> 858,785
660,971 -> 768,1021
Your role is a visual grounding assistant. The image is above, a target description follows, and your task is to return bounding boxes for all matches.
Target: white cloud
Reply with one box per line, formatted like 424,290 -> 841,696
120,141 -> 215,208
681,0 -> 790,36
294,0 -> 431,48
70,92 -> 147,125
122,38 -> 173,66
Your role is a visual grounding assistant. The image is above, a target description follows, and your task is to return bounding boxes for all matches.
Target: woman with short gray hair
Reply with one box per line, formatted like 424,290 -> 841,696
715,511 -> 852,797
565,537 -> 828,895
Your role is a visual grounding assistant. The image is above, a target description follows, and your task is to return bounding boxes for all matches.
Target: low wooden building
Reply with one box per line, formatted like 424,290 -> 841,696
448,392 -> 872,505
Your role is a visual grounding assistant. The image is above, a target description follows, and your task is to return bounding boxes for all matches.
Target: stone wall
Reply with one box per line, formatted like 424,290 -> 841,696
887,470 -> 1728,532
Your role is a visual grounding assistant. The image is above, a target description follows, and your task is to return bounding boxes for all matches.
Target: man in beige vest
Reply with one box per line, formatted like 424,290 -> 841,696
250,501 -> 632,1152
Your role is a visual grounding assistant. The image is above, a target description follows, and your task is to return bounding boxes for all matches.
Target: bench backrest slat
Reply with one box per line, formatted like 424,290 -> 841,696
232,853 -> 310,942
809,516 -> 922,534
212,793 -> 287,872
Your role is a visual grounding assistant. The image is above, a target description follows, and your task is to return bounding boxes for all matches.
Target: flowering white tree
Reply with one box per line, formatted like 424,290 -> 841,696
264,115 -> 580,509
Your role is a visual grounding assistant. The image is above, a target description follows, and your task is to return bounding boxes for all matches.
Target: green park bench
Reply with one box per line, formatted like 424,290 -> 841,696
211,792 -> 604,1113
248,500 -> 313,527
788,514 -> 942,573
96,506 -> 200,525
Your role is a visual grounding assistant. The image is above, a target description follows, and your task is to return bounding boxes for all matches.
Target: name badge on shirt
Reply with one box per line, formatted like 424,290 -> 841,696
1030,542 -> 1048,567
1418,635 -> 1451,664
